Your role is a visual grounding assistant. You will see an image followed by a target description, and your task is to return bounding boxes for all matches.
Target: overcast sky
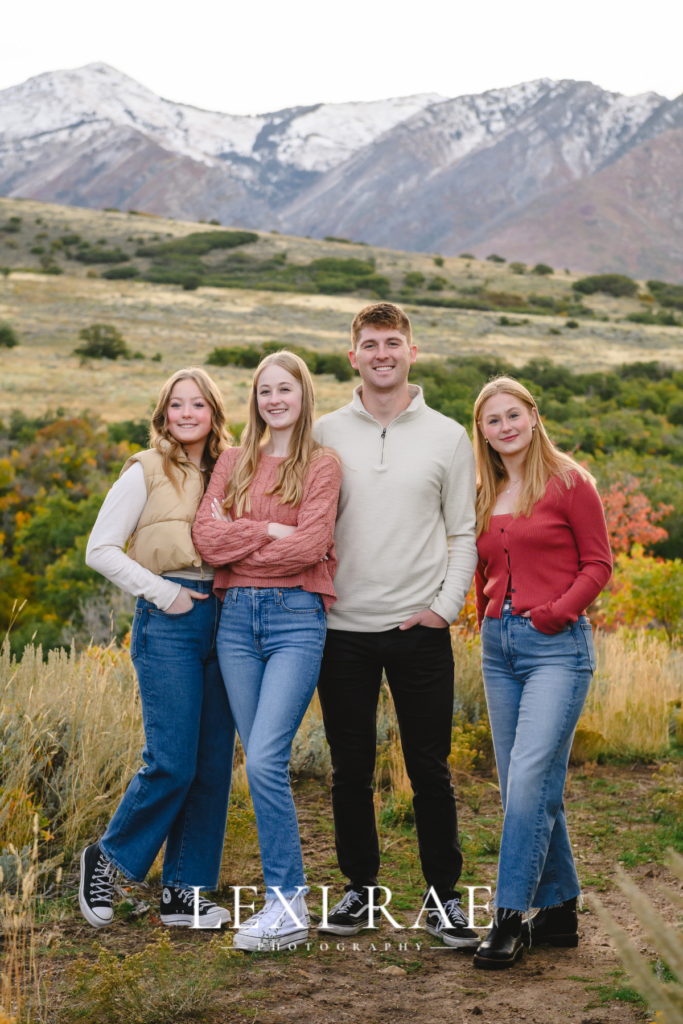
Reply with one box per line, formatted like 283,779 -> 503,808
2,0 -> 682,114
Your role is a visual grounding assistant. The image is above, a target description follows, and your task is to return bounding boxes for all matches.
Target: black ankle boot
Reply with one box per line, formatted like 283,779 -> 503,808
473,909 -> 523,970
521,897 -> 578,947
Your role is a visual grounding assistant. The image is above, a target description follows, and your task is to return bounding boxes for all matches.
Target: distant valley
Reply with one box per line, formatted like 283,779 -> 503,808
1,65 -> 682,278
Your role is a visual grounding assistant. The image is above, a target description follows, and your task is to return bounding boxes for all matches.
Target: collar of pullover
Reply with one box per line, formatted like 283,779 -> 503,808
351,384 -> 425,426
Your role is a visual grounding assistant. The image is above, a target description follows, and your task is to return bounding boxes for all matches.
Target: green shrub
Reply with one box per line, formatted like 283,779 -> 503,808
486,253 -> 506,263
315,352 -> 354,381
509,262 -> 526,274
573,274 -> 638,297
2,217 -> 21,233
102,265 -> 140,280
627,310 -> 681,326
137,230 -> 258,258
647,280 -> 683,311
209,218 -> 221,225
106,419 -> 150,447
404,271 -> 425,288
365,273 -> 391,298
0,323 -> 19,348
428,275 -> 448,291
566,320 -> 579,328
434,256 -> 444,267
324,235 -> 352,244
532,263 -> 554,275
206,343 -> 354,382
75,248 -> 130,265
60,234 -> 81,246
459,253 -> 475,259
206,345 -> 263,369
30,246 -> 45,255
73,324 -> 131,361
181,274 -> 201,290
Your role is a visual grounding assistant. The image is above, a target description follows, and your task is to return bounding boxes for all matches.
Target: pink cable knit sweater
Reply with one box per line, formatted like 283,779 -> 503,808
192,448 -> 342,611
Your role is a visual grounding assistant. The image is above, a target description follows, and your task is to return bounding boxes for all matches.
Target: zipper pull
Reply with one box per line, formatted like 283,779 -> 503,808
381,428 -> 386,439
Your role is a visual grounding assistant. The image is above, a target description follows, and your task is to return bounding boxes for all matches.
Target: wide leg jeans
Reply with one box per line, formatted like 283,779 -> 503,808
481,608 -> 595,911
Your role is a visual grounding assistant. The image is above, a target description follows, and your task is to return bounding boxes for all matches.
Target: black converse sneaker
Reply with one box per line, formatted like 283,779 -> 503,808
160,886 -> 231,928
318,888 -> 377,936
424,893 -> 481,948
79,842 -> 117,928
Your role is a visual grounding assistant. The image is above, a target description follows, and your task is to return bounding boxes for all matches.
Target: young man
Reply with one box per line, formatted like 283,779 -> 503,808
313,302 -> 479,948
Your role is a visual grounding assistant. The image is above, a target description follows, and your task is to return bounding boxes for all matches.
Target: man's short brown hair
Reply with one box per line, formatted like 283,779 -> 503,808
351,303 -> 412,349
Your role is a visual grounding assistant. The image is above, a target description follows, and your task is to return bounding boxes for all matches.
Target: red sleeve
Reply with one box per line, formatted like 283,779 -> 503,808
232,456 -> 342,577
475,559 -> 489,629
192,450 -> 270,566
530,478 -> 613,634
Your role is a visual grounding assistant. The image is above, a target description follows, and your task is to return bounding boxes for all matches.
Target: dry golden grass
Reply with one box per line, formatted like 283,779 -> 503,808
577,629 -> 683,759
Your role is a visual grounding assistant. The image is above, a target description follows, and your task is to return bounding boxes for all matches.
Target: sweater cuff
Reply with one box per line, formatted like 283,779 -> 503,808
530,601 -> 578,635
155,580 -> 183,612
430,594 -> 459,627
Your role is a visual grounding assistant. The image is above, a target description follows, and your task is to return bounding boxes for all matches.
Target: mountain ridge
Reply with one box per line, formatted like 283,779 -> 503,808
1,63 -> 682,277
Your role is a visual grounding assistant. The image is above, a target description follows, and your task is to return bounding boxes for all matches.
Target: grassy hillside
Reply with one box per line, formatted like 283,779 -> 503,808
3,197 -> 683,426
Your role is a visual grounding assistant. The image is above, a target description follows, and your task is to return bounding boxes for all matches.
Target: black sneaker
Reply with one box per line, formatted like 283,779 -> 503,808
424,893 -> 481,948
318,888 -> 376,936
79,842 -> 117,928
160,886 -> 231,928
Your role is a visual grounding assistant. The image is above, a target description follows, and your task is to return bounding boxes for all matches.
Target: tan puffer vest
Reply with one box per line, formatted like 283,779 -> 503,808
122,446 -> 204,575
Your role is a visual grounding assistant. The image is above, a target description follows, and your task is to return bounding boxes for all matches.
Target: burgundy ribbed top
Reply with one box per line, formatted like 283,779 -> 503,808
475,473 -> 612,635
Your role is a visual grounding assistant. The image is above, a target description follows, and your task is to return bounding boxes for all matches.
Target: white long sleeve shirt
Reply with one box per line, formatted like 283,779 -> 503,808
313,385 -> 478,631
85,462 -> 213,611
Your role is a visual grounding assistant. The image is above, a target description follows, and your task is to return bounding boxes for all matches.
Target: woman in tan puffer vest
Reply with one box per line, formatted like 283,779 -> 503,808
81,367 -> 235,930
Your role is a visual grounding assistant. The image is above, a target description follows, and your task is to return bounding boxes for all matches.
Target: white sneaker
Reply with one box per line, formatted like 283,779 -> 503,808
233,893 -> 310,951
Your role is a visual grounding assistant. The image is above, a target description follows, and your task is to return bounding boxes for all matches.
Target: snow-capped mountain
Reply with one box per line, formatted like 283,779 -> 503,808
0,63 -> 442,211
1,62 -> 682,275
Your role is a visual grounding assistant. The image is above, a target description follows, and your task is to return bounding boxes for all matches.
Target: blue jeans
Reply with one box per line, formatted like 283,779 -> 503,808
101,578 -> 236,890
480,607 -> 595,912
216,587 -> 327,899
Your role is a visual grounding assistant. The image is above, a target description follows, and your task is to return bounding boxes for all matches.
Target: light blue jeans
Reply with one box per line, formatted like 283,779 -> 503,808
480,605 -> 595,912
216,587 -> 327,899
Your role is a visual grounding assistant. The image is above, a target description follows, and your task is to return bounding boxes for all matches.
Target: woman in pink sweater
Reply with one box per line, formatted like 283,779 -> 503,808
471,376 -> 611,971
192,351 -> 341,951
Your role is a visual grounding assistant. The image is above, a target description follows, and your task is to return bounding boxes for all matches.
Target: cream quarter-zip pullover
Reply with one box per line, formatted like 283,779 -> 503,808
313,384 -> 478,632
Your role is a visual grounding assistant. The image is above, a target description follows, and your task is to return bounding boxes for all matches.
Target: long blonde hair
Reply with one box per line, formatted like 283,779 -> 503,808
223,351 -> 326,517
151,367 -> 232,491
473,376 -> 595,537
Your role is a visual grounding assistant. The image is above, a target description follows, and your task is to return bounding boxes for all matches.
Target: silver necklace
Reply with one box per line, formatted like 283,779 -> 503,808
505,478 -> 523,494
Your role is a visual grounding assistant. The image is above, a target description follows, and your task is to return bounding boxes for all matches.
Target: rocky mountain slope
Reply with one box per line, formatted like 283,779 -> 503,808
1,63 -> 682,277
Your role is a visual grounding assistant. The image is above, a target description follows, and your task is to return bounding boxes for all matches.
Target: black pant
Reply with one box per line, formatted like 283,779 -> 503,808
317,626 -> 462,899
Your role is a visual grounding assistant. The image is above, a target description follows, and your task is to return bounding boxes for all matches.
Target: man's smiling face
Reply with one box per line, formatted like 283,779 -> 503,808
349,326 -> 417,393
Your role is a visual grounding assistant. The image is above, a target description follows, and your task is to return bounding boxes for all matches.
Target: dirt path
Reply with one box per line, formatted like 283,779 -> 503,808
39,763 -> 678,1022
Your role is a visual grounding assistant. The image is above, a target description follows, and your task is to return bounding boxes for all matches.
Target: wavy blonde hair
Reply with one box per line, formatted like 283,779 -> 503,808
223,350 -> 329,517
473,376 -> 595,537
150,367 -> 232,492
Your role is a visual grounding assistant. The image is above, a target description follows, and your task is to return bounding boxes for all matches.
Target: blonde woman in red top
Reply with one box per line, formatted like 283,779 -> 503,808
471,377 -> 612,970
192,351 -> 341,952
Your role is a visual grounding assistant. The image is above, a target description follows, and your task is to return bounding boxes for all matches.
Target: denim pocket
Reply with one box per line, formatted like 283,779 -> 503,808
528,619 -> 569,635
150,599 -> 197,618
581,623 -> 596,671
279,589 -> 321,614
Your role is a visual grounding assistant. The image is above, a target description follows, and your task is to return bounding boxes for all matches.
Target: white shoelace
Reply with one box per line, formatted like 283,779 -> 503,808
90,853 -> 116,901
242,898 -> 280,927
333,889 -> 364,914
432,898 -> 469,932
176,888 -> 215,912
